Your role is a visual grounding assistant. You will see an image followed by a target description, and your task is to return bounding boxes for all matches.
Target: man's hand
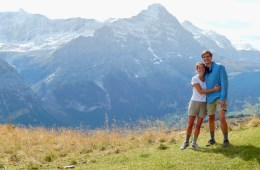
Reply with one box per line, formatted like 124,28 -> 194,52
220,101 -> 226,108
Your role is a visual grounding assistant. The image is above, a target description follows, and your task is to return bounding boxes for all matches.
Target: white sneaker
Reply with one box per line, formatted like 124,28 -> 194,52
180,142 -> 189,150
192,143 -> 200,149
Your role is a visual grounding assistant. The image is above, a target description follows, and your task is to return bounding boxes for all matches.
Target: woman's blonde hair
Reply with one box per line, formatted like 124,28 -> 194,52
195,62 -> 205,70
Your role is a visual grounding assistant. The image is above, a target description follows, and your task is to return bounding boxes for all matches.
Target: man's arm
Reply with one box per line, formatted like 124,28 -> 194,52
220,65 -> 228,102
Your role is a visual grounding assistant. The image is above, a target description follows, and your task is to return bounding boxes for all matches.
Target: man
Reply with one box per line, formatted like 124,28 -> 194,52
201,50 -> 230,147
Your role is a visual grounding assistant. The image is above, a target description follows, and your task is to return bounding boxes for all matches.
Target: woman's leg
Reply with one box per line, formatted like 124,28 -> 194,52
192,117 -> 203,146
194,117 -> 204,137
181,115 -> 196,150
185,115 -> 196,142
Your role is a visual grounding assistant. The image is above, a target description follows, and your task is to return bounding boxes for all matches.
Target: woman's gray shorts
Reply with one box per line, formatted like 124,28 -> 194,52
188,100 -> 207,118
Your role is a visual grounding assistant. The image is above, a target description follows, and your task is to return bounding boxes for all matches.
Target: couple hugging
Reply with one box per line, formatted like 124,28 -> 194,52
181,50 -> 230,150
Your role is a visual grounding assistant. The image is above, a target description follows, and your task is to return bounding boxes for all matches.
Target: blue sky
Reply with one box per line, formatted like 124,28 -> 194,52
0,0 -> 259,50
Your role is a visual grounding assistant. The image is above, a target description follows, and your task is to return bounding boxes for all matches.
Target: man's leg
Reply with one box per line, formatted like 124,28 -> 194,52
209,114 -> 216,141
218,110 -> 230,146
218,110 -> 228,133
206,114 -> 216,146
206,101 -> 217,147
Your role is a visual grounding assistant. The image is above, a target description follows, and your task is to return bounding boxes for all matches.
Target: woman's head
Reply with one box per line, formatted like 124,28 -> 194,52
195,62 -> 206,76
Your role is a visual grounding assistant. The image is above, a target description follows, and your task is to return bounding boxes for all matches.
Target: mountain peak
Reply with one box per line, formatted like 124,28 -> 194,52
17,8 -> 27,13
236,43 -> 257,51
147,3 -> 167,11
139,3 -> 170,18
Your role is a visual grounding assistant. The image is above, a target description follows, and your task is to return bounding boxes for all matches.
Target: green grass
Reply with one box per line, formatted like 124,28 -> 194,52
79,126 -> 260,170
0,117 -> 259,170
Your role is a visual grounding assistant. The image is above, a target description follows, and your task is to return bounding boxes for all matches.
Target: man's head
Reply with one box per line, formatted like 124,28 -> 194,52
201,50 -> 213,66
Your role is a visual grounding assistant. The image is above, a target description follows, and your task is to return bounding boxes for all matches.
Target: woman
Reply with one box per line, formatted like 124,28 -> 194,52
180,62 -> 220,150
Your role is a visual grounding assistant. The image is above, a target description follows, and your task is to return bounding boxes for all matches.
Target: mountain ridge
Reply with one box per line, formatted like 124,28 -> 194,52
0,3 -> 259,127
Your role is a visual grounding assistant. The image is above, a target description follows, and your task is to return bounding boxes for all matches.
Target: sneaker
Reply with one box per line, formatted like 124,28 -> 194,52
206,139 -> 216,147
223,140 -> 230,147
180,142 -> 189,150
192,143 -> 200,149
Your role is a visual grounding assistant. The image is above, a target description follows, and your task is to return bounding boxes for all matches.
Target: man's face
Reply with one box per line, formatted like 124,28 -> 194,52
202,53 -> 212,65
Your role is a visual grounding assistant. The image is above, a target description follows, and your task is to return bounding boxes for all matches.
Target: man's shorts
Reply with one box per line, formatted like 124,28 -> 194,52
207,98 -> 228,115
188,100 -> 206,118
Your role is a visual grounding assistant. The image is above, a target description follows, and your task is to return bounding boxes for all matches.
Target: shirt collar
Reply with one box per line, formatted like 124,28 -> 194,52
206,62 -> 215,73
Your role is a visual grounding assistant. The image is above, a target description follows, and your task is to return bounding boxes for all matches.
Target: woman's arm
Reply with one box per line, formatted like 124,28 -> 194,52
193,83 -> 220,94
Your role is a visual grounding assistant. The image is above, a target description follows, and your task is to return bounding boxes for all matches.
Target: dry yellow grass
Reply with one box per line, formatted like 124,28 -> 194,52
0,123 -> 180,169
0,115 -> 258,169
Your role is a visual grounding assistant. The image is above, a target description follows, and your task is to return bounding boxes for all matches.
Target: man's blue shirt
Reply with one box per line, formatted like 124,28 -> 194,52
205,62 -> 228,103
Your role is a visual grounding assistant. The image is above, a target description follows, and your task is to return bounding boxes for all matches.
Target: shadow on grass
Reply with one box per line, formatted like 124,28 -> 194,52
198,144 -> 260,164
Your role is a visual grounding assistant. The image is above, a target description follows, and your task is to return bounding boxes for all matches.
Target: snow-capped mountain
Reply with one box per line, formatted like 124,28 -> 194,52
0,3 -> 259,127
0,9 -> 103,51
29,3 -> 204,127
182,20 -> 235,50
181,20 -> 260,65
236,43 -> 257,51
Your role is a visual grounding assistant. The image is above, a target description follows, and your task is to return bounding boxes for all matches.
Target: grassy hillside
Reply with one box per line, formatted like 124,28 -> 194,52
0,116 -> 259,170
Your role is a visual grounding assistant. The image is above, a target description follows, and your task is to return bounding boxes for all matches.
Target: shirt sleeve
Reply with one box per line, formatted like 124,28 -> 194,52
191,76 -> 200,85
219,65 -> 228,101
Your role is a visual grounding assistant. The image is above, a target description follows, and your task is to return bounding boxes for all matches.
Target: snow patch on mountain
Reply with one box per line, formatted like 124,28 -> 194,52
182,20 -> 235,50
234,43 -> 257,51
0,9 -> 103,52
148,47 -> 163,64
